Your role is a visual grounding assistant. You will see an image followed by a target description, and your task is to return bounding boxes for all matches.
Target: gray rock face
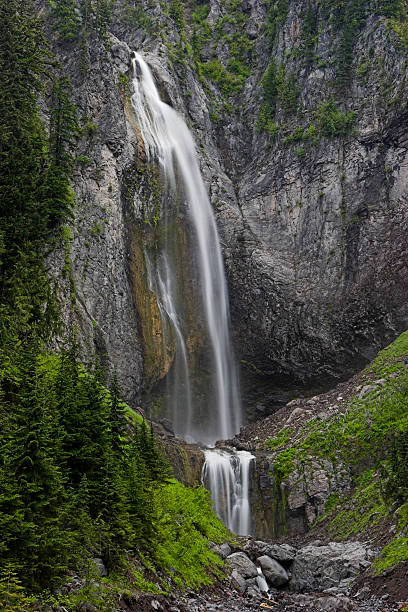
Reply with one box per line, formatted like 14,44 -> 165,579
290,542 -> 374,593
257,555 -> 289,587
227,552 -> 258,579
252,456 -> 351,539
41,0 -> 408,421
46,34 -> 145,405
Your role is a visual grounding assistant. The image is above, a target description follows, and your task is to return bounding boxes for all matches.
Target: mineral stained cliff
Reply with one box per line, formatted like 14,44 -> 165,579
43,0 -> 408,411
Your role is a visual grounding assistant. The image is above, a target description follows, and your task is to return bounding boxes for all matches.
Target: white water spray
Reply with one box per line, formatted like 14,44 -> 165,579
256,567 -> 269,594
202,449 -> 255,535
131,53 -> 241,446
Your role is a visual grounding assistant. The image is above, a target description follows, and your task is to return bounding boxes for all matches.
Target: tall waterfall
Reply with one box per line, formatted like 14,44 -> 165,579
202,449 -> 255,536
131,53 -> 241,446
131,53 -> 252,534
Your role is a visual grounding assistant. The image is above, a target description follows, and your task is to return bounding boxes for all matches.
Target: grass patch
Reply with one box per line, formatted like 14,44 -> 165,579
152,480 -> 231,588
265,427 -> 292,450
328,471 -> 387,539
373,537 -> 408,574
365,330 -> 408,376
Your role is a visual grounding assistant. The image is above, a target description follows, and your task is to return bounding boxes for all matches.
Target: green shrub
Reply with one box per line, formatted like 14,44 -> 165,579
199,59 -> 245,95
192,4 -> 210,24
373,537 -> 408,573
315,97 -> 357,136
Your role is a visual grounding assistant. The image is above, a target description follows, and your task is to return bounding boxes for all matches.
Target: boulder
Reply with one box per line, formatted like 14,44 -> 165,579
230,569 -> 247,593
290,542 -> 373,593
264,543 -> 296,564
227,552 -> 258,579
211,542 -> 232,559
243,540 -> 296,564
257,555 -> 289,587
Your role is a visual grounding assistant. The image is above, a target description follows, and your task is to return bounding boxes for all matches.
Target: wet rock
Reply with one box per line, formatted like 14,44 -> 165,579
257,555 -> 289,586
227,552 -> 258,579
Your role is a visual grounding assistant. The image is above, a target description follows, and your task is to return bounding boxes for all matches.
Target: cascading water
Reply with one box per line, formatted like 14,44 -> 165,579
201,449 -> 255,536
131,52 -> 241,446
131,52 -> 253,533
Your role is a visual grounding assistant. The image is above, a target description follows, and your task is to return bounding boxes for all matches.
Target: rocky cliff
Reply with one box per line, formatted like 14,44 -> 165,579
41,0 -> 408,416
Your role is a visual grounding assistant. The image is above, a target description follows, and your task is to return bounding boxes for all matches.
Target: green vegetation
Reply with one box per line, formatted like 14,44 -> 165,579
372,502 -> 408,572
300,4 -> 318,67
377,0 -> 406,19
265,427 -> 292,450
153,481 -> 229,587
328,472 -> 388,539
191,0 -> 252,100
198,58 -> 246,95
119,0 -> 154,32
192,3 -> 210,24
315,97 -> 357,136
49,0 -> 113,42
49,0 -> 81,41
260,60 -> 299,118
0,3 -> 232,606
266,331 -> 408,572
373,537 -> 408,573
272,448 -> 297,484
265,0 -> 289,48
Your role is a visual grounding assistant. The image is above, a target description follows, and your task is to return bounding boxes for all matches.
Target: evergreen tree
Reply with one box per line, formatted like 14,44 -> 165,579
50,0 -> 81,41
108,374 -> 128,457
0,343 -> 71,591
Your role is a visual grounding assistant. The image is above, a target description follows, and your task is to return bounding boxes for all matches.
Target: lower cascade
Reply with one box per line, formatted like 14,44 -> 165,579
202,449 -> 255,536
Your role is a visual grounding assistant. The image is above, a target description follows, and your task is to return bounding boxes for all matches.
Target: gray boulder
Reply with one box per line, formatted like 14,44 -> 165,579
257,555 -> 289,587
264,543 -> 297,564
230,569 -> 247,593
227,552 -> 258,579
243,540 -> 296,564
215,543 -> 232,559
290,542 -> 373,593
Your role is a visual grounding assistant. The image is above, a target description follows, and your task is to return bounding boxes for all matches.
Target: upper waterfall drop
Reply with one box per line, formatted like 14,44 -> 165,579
130,52 -> 241,446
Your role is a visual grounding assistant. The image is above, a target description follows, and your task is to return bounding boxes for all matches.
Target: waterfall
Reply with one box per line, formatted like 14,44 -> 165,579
131,52 -> 252,532
202,449 -> 255,535
131,53 -> 241,446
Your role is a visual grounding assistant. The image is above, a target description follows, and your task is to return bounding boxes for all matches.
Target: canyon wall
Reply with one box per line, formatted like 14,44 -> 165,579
41,0 -> 408,414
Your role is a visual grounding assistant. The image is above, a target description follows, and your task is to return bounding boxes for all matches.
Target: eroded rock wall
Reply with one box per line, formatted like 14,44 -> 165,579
41,0 -> 408,413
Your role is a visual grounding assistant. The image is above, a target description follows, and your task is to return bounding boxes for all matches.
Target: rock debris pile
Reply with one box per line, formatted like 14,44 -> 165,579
221,539 -> 375,598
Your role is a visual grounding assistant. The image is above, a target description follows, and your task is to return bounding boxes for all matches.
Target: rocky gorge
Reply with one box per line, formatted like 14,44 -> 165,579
42,0 -> 408,414
4,0 -> 408,608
